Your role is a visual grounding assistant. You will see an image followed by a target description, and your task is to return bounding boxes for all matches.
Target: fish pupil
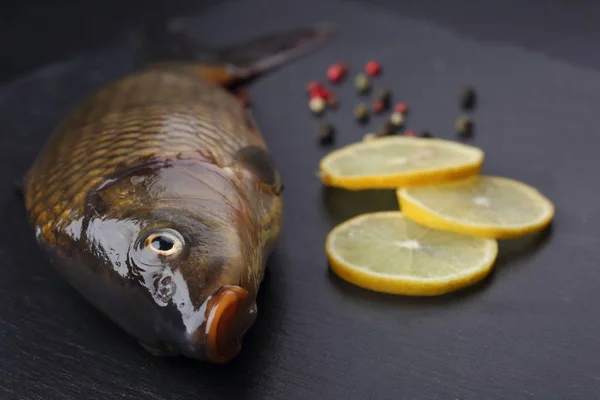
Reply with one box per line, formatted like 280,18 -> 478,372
152,236 -> 175,252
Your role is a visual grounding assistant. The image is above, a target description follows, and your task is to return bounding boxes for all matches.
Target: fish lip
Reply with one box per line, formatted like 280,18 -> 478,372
189,285 -> 257,364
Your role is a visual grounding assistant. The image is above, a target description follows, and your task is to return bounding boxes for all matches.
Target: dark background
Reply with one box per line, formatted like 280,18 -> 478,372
1,1 -> 600,399
3,0 -> 600,83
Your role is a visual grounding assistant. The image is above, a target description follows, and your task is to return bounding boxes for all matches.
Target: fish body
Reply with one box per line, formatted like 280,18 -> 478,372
22,23 -> 333,363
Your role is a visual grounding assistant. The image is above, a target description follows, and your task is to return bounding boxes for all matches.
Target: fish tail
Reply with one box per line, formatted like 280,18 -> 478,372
135,18 -> 335,85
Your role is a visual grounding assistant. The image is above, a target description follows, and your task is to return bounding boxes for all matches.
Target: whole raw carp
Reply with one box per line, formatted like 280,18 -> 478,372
21,20 -> 333,363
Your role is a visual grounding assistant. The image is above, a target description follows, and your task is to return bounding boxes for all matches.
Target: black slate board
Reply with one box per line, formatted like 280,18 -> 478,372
1,1 -> 600,399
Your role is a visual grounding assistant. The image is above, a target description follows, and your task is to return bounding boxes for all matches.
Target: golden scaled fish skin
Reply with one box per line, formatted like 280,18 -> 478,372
21,24 -> 333,364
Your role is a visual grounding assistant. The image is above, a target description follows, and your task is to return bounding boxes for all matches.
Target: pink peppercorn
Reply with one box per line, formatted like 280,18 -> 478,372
306,81 -> 321,92
310,86 -> 330,100
327,63 -> 348,83
395,102 -> 408,114
373,100 -> 384,114
365,61 -> 381,76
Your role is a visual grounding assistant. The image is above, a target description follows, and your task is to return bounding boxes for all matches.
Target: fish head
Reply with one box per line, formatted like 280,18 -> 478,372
81,160 -> 267,363
127,206 -> 259,363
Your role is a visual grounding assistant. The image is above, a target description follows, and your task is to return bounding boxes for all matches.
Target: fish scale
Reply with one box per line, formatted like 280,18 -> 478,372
25,68 -> 266,244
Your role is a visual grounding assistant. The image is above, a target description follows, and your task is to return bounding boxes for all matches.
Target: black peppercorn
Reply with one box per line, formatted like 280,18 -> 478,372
354,103 -> 369,124
456,115 -> 474,138
375,88 -> 391,109
376,120 -> 398,137
354,73 -> 371,95
318,123 -> 335,144
460,87 -> 476,110
419,130 -> 433,138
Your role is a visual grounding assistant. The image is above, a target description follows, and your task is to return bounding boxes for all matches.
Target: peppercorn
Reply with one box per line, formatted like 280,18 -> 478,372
327,95 -> 338,109
395,102 -> 408,114
306,81 -> 321,93
309,97 -> 326,115
354,103 -> 369,123
456,115 -> 474,137
310,85 -> 330,101
404,129 -> 417,137
373,101 -> 384,114
419,130 -> 433,138
318,123 -> 335,144
354,73 -> 371,94
365,60 -> 382,76
460,86 -> 476,110
375,87 -> 391,109
390,111 -> 405,126
327,63 -> 348,83
376,120 -> 398,137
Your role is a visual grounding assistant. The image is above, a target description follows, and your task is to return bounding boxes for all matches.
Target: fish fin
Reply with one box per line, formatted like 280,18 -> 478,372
214,24 -> 336,83
233,146 -> 284,195
234,88 -> 251,108
135,18 -> 335,86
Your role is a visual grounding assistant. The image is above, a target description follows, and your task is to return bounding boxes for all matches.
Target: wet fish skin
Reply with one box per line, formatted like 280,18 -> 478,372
22,24 -> 333,363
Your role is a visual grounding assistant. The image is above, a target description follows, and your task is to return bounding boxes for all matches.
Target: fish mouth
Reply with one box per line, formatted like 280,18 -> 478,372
203,285 -> 257,364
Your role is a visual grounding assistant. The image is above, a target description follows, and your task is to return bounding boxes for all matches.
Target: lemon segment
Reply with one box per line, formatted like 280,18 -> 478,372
318,136 -> 484,190
325,212 -> 498,296
398,176 -> 555,239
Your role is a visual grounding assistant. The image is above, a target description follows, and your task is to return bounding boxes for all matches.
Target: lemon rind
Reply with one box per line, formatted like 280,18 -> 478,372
397,176 -> 555,239
325,211 -> 499,296
319,137 -> 485,190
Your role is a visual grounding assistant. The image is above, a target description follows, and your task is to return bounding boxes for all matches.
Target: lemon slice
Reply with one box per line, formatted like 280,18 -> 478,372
318,136 -> 484,190
325,211 -> 498,296
398,176 -> 555,239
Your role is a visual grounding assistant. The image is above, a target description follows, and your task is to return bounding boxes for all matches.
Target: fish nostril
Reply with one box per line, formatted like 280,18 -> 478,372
157,276 -> 177,303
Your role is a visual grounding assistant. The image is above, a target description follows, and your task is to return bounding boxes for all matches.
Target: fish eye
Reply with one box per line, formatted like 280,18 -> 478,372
144,230 -> 183,256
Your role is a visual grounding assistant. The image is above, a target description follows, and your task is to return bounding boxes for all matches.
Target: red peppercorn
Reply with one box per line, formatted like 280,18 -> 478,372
395,102 -> 408,114
310,85 -> 330,100
373,101 -> 384,114
309,90 -> 322,99
327,63 -> 348,83
306,81 -> 322,93
365,61 -> 381,76
404,129 -> 417,137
